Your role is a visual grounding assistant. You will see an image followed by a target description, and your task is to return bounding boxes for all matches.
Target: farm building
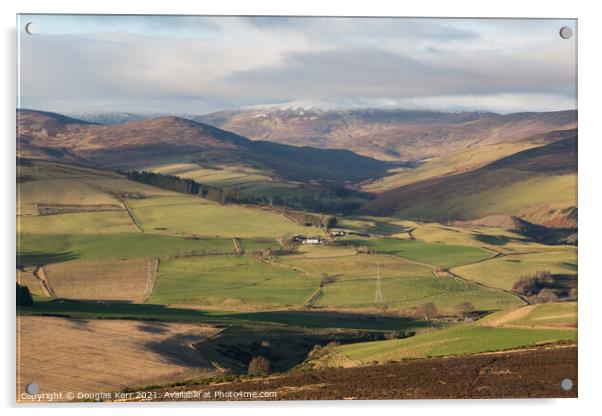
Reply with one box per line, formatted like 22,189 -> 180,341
302,237 -> 323,245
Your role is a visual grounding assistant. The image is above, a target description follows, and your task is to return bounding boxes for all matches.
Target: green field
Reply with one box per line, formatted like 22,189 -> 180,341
148,256 -> 317,308
148,162 -> 305,199
126,196 -> 310,238
313,300 -> 577,366
315,275 -> 522,312
410,223 -> 544,253
379,173 -> 577,227
323,324 -> 576,366
18,211 -> 139,234
276,251 -> 522,312
513,302 -> 577,326
17,233 -> 235,266
452,247 -> 577,289
280,252 -> 433,279
239,238 -> 282,252
339,237 -> 492,268
478,302 -> 577,328
18,159 -> 178,216
336,216 -> 418,238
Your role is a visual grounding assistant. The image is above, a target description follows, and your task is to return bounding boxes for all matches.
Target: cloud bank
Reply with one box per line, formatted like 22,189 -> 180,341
18,15 -> 577,114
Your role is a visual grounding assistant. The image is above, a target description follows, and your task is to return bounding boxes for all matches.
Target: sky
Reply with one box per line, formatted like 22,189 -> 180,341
17,15 -> 577,115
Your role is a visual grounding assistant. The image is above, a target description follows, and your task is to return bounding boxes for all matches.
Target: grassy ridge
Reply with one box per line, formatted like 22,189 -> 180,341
149,163 -> 301,197
363,142 -> 537,193
315,302 -> 577,366
332,325 -> 575,364
127,196 -> 310,238
17,159 -> 178,215
361,136 -> 577,226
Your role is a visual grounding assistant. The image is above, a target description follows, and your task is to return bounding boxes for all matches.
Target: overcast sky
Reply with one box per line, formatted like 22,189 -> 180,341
18,15 -> 577,115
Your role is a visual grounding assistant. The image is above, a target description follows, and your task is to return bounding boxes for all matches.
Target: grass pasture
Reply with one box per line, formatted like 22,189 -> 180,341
452,247 -> 577,289
315,275 -> 523,312
316,318 -> 576,367
278,252 -> 522,313
18,233 -> 235,266
279,252 -> 433,280
149,256 -> 317,308
410,223 -> 542,253
363,142 -> 537,193
339,237 -> 492,268
239,238 -> 281,253
17,159 -> 178,216
336,216 -> 419,238
43,258 -> 158,302
149,163 -> 301,197
479,302 -> 577,329
375,173 -> 577,227
17,210 -> 139,234
126,196 -> 309,238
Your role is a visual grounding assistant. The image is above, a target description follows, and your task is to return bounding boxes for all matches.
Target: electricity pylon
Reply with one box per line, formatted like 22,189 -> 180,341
375,263 -> 384,303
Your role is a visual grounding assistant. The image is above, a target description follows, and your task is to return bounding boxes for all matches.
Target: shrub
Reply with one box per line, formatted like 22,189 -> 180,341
320,273 -> 336,287
455,301 -> 475,317
248,356 -> 271,376
512,270 -> 554,296
16,284 -> 33,307
416,302 -> 438,320
356,245 -> 371,254
532,288 -> 559,303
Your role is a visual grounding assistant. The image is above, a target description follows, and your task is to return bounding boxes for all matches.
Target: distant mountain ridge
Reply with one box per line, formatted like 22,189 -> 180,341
16,109 -> 391,184
195,108 -> 577,160
68,112 -> 159,125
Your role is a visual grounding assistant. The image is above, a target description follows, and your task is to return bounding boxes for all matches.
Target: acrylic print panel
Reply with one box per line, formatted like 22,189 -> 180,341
16,15 -> 577,402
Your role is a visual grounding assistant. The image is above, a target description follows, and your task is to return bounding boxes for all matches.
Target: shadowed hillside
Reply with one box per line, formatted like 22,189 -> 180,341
17,109 -> 391,184
360,132 -> 577,227
196,107 -> 577,160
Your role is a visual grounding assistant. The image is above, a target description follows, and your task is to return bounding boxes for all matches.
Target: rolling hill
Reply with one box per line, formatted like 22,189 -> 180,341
17,109 -> 391,184
195,106 -> 577,160
360,131 -> 577,227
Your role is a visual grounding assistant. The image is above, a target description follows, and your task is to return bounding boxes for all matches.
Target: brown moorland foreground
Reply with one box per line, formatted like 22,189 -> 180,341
143,345 -> 576,401
16,316 -> 219,401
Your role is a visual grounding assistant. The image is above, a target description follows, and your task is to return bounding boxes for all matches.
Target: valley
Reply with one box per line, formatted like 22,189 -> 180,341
16,108 -> 577,401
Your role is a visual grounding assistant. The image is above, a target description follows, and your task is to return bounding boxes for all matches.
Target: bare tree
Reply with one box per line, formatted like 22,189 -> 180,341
455,301 -> 475,317
417,302 -> 438,320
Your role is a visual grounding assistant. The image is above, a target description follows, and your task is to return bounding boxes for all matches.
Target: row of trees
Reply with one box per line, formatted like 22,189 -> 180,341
126,170 -> 343,227
126,170 -> 269,205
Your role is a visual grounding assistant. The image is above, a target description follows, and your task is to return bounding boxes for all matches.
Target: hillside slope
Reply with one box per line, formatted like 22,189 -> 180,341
17,109 -> 390,184
196,107 -> 577,160
360,132 -> 577,227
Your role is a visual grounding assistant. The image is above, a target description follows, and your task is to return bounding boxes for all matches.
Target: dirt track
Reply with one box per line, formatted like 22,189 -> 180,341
154,345 -> 577,400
